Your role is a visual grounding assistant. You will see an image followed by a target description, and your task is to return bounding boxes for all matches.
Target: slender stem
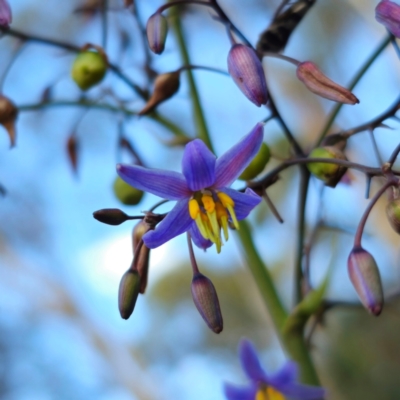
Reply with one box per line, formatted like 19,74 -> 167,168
187,233 -> 200,274
387,142 -> 400,168
178,64 -> 229,76
158,0 -> 213,14
101,0 -> 108,49
264,52 -> 300,66
317,35 -> 392,144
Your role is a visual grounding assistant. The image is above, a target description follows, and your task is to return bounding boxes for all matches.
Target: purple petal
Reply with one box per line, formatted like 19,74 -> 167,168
182,139 -> 216,191
189,224 -> 213,250
220,188 -> 261,220
223,383 -> 256,400
214,123 -> 264,188
279,383 -> 326,400
268,361 -> 298,387
376,0 -> 400,38
0,0 -> 11,27
117,164 -> 190,201
142,199 -> 192,248
239,339 -> 268,382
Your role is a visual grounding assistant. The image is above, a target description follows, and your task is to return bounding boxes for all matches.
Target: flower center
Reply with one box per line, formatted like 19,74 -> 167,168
256,386 -> 286,400
188,190 -> 239,253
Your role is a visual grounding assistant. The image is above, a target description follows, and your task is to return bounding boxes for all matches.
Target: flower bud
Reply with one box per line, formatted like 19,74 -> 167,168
118,269 -> 141,319
113,176 -> 144,205
0,0 -> 11,27
227,44 -> 268,107
296,61 -> 359,104
376,0 -> 400,38
146,13 -> 168,54
239,142 -> 270,181
0,95 -> 17,147
307,146 -> 347,188
138,71 -> 180,115
191,273 -> 223,334
386,198 -> 400,234
348,247 -> 384,316
133,221 -> 152,294
71,50 -> 108,91
93,208 -> 130,225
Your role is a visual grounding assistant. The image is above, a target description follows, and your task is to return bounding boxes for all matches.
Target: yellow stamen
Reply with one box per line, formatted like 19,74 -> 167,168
256,387 -> 286,400
189,199 -> 200,219
217,192 -> 234,207
202,194 -> 215,213
226,203 -> 239,230
216,203 -> 229,241
195,213 -> 209,239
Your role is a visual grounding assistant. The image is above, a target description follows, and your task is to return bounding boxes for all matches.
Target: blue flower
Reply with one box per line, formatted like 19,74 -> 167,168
117,123 -> 264,252
224,339 -> 325,400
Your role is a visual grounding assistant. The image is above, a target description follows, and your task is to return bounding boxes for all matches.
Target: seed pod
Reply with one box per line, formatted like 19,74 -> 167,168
146,13 -> 168,54
93,208 -> 130,225
113,176 -> 144,205
227,44 -> 268,107
71,50 -> 108,91
307,146 -> 347,188
191,273 -> 223,334
239,142 -> 270,181
138,71 -> 180,115
0,95 -> 17,147
386,198 -> 400,234
348,247 -> 384,316
118,269 -> 141,319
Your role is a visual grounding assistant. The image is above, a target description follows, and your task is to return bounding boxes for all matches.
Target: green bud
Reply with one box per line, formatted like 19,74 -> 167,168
113,176 -> 144,205
118,269 -> 140,319
238,142 -> 271,181
386,199 -> 400,234
307,146 -> 347,188
71,50 -> 108,91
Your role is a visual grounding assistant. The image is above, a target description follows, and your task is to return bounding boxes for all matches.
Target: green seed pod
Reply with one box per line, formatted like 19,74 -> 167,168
238,142 -> 271,181
113,176 -> 144,206
71,50 -> 108,91
386,198 -> 400,234
118,269 -> 141,319
307,146 -> 347,188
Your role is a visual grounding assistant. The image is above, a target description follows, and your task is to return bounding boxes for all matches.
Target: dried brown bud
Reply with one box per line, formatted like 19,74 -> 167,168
66,135 -> 79,174
93,208 -> 130,225
0,95 -> 18,147
118,269 -> 140,320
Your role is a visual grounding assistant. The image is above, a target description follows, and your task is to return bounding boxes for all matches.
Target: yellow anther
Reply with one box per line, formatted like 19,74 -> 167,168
256,387 -> 286,400
189,199 -> 200,219
202,195 -> 216,213
217,192 -> 235,208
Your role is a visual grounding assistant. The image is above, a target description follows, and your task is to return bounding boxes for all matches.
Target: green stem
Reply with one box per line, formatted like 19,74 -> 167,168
316,35 -> 392,145
169,7 -> 213,150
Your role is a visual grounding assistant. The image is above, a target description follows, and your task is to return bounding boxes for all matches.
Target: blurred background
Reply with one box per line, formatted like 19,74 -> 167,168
1,0 -> 400,399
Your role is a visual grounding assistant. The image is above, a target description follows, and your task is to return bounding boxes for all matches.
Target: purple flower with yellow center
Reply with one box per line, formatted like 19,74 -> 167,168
117,123 -> 264,252
224,339 -> 325,400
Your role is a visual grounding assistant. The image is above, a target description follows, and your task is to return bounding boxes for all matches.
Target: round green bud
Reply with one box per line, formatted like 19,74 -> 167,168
71,51 -> 107,91
238,142 -> 270,181
386,198 -> 400,234
113,176 -> 144,205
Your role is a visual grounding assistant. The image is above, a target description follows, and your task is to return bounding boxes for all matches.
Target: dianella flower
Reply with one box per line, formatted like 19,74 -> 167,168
146,13 -> 168,54
224,339 -> 326,400
117,123 -> 264,253
376,0 -> 400,38
0,0 -> 11,27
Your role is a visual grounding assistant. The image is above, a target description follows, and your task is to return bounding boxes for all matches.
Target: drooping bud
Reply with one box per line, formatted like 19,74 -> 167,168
118,269 -> 141,319
296,61 -> 359,104
191,273 -> 223,334
66,135 -> 79,174
348,247 -> 384,316
227,44 -> 268,107
239,142 -> 271,181
93,208 -> 131,225
133,221 -> 152,293
71,49 -> 108,91
0,95 -> 17,147
0,0 -> 11,27
146,13 -> 168,54
113,176 -> 144,205
138,71 -> 180,115
307,146 -> 347,188
386,198 -> 400,233
376,0 -> 400,38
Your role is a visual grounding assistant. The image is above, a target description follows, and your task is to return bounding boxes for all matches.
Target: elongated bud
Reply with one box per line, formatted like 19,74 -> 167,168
113,176 -> 144,205
0,0 -> 11,27
386,198 -> 400,233
118,269 -> 141,319
296,61 -> 359,104
348,247 -> 384,316
239,142 -> 270,181
146,13 -> 168,54
191,273 -> 223,334
71,49 -> 108,91
133,221 -> 152,293
139,71 -> 180,115
227,44 -> 268,107
0,95 -> 17,147
307,146 -> 347,188
93,208 -> 131,225
376,0 -> 400,38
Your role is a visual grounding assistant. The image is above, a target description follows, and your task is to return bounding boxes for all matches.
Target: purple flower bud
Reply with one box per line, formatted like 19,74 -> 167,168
93,208 -> 130,225
296,61 -> 359,104
133,221 -> 152,294
348,247 -> 384,316
191,273 -> 223,333
146,13 -> 168,55
386,198 -> 400,234
0,0 -> 11,27
376,0 -> 400,38
227,44 -> 268,107
118,269 -> 141,319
